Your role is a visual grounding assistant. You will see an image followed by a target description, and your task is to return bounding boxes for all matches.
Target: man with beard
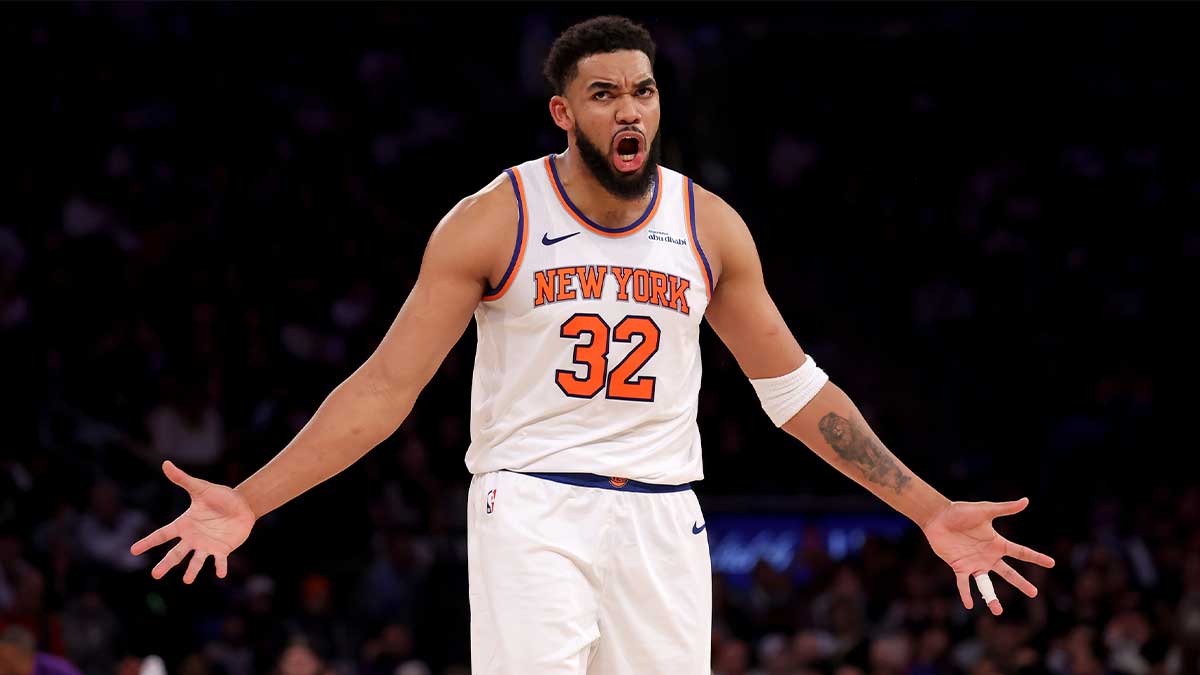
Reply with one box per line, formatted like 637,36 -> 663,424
131,15 -> 1056,674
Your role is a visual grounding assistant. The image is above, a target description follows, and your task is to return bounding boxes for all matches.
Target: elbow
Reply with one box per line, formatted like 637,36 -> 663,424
361,354 -> 422,408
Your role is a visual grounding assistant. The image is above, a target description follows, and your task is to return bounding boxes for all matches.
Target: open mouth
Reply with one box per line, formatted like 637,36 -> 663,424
612,132 -> 646,173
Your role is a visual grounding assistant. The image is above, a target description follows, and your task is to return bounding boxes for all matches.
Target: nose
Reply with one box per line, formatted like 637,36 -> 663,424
615,94 -> 640,126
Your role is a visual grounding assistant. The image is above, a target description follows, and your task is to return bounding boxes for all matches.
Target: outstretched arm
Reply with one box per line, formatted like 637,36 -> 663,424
131,173 -> 520,582
230,177 -> 516,519
695,185 -> 1054,614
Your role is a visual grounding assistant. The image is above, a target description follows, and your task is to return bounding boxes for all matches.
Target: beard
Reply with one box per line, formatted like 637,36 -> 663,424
575,126 -> 662,201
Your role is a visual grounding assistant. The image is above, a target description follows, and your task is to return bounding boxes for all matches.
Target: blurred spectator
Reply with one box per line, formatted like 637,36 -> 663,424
359,624 -> 425,675
0,569 -> 63,658
76,479 -> 150,574
910,626 -> 955,675
0,533 -> 37,617
60,591 -> 120,673
274,640 -> 334,675
203,614 -> 253,675
712,637 -> 750,675
240,575 -> 290,674
282,574 -> 354,668
0,626 -> 82,675
145,375 -> 225,470
357,530 -> 428,627
870,632 -> 914,675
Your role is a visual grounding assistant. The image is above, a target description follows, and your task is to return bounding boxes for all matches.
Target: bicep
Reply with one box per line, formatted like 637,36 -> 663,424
367,252 -> 483,395
703,204 -> 807,379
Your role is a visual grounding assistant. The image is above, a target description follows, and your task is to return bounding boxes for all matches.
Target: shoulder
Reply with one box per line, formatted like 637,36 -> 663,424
690,182 -> 744,231
423,170 -> 523,286
435,171 -> 520,241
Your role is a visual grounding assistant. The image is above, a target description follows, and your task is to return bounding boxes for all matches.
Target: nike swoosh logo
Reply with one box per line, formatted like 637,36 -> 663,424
692,522 -> 706,535
542,232 -> 580,246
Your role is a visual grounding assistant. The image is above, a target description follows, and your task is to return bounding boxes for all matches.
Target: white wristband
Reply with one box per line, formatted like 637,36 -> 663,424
749,356 -> 830,427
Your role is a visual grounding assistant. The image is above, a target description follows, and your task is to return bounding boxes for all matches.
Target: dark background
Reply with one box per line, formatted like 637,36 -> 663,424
0,3 -> 1173,675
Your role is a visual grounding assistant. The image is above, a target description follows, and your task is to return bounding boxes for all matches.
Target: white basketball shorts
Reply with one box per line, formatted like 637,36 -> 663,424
467,469 -> 712,674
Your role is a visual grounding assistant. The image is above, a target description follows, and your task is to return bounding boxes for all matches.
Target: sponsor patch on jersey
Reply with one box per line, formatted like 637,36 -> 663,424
647,229 -> 687,246
608,477 -> 628,488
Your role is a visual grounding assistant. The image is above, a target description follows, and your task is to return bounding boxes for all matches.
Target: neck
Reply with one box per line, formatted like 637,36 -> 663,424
555,146 -> 653,231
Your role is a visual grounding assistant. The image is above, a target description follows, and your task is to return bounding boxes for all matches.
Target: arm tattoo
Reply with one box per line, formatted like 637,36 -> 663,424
818,412 -> 912,494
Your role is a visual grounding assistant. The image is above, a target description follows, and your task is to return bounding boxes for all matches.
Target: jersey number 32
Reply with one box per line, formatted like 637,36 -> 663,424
555,313 -> 660,402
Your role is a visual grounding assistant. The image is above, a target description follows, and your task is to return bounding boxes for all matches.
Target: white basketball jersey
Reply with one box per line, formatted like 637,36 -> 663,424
464,154 -> 715,484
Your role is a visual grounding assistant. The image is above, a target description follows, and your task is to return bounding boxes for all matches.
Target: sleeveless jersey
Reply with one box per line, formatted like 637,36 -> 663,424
464,154 -> 715,484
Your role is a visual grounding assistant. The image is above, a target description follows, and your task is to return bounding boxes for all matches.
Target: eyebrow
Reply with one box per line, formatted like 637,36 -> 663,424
586,78 -> 657,91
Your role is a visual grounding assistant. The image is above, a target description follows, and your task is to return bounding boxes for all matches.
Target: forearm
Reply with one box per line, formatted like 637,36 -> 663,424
781,381 -> 950,528
234,359 -> 416,519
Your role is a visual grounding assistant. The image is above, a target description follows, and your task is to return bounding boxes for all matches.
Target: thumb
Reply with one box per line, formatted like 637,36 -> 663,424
162,460 -> 207,495
986,497 -> 1029,518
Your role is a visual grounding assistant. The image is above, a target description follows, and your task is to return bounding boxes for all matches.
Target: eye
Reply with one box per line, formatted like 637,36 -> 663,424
593,91 -> 612,100
637,87 -> 656,97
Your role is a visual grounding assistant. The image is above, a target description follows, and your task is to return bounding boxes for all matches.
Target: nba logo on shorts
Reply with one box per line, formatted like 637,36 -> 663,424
608,477 -> 628,488
486,489 -> 497,514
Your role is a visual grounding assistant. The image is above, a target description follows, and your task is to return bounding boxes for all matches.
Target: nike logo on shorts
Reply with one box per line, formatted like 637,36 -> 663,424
542,232 -> 580,246
692,522 -> 706,535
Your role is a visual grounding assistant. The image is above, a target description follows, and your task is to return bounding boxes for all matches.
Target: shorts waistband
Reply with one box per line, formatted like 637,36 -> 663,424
502,469 -> 692,493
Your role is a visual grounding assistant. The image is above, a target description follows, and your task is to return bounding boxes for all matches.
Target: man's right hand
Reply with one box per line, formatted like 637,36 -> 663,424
130,460 -> 256,584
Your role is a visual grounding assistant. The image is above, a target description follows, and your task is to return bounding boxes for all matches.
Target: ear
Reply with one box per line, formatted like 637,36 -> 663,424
549,95 -> 574,133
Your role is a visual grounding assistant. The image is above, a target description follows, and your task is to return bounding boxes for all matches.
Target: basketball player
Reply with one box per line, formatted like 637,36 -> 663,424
131,16 -> 1056,674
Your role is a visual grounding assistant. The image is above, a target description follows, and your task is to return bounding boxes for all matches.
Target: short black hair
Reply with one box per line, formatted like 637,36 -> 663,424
543,16 -> 656,96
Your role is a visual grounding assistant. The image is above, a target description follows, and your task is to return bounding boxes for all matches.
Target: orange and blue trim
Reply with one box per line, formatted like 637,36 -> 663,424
503,469 -> 692,493
545,154 -> 661,238
482,167 -> 528,301
685,178 -> 715,300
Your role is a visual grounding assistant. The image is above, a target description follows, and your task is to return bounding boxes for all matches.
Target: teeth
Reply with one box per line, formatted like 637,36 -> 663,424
620,153 -> 636,161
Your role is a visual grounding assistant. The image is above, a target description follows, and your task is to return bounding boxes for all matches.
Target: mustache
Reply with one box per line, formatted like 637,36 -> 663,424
611,127 -> 647,145
575,126 -> 661,200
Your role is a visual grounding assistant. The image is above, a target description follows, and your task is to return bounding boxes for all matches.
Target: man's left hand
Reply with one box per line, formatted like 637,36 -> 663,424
921,497 -> 1056,615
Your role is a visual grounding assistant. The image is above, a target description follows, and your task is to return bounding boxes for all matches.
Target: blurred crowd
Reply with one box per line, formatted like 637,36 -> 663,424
1,4 -> 1174,675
